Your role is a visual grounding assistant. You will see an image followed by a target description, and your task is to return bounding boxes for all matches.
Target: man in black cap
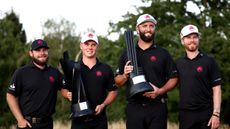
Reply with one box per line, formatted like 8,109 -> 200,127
6,39 -> 68,129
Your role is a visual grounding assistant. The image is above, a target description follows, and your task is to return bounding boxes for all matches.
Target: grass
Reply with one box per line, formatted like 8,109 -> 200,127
5,120 -> 229,129
53,120 -> 229,129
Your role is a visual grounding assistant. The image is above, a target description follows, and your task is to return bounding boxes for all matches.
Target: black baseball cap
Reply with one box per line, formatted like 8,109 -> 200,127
31,39 -> 49,50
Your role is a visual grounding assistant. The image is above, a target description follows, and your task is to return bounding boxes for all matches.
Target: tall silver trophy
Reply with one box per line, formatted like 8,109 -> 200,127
124,29 -> 153,97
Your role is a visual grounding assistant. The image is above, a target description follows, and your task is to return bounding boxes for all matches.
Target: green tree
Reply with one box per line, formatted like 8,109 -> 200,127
109,0 -> 230,123
0,10 -> 28,127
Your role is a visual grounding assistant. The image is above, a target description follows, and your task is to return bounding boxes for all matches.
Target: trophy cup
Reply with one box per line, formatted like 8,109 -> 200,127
70,63 -> 94,118
124,29 -> 153,97
60,51 -> 94,118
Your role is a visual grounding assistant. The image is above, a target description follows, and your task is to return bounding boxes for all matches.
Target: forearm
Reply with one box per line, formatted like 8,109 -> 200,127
114,74 -> 128,88
6,93 -> 24,122
158,77 -> 178,95
213,85 -> 221,114
101,90 -> 117,106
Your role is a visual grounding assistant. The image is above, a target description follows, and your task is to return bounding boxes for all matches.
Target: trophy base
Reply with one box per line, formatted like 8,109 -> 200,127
71,101 -> 94,118
130,75 -> 153,97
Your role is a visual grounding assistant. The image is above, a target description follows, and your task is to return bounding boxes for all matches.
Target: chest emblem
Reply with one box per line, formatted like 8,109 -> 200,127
49,76 -> 55,83
196,66 -> 203,72
96,71 -> 102,77
150,55 -> 157,62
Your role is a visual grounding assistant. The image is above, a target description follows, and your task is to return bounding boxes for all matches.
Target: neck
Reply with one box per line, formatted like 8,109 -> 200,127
82,57 -> 97,69
138,40 -> 153,50
33,62 -> 46,70
186,49 -> 199,59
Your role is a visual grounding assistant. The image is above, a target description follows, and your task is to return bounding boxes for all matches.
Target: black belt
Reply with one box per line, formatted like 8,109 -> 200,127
25,116 -> 52,124
129,97 -> 167,105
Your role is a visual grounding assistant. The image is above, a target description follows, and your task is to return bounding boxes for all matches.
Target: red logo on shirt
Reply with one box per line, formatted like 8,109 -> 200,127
150,55 -> 157,61
196,66 -> 203,72
96,71 -> 102,76
49,76 -> 55,83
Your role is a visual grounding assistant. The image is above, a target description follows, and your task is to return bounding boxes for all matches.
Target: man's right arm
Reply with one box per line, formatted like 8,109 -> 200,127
6,93 -> 31,128
115,61 -> 133,88
114,74 -> 128,88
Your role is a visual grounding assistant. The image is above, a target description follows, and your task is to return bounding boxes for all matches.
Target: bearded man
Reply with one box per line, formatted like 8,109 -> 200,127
6,39 -> 68,129
176,25 -> 222,129
114,14 -> 178,129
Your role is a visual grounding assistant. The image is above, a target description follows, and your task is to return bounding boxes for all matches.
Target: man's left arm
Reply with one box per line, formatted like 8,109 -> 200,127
208,85 -> 221,129
95,90 -> 117,115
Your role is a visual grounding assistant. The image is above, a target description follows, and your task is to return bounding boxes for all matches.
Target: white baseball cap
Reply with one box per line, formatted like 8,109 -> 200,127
81,32 -> 99,44
136,14 -> 157,26
180,24 -> 200,39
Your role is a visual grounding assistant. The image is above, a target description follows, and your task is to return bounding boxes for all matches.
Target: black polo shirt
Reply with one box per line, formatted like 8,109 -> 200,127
69,59 -> 115,112
117,43 -> 178,102
7,62 -> 65,117
176,51 -> 222,110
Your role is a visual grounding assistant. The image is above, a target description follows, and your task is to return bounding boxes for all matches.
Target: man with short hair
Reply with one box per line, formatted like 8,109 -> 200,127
115,14 -> 178,129
6,39 -> 68,129
176,24 -> 222,129
62,32 -> 117,129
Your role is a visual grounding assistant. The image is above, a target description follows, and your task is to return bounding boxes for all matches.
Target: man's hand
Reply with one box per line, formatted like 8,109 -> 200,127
208,115 -> 220,129
95,103 -> 105,115
124,61 -> 133,75
66,92 -> 72,101
17,118 -> 32,128
143,83 -> 162,99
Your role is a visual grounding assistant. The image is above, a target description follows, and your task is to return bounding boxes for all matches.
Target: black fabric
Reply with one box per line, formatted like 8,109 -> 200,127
176,51 -> 222,110
7,62 -> 65,117
126,99 -> 167,129
71,114 -> 108,129
117,43 -> 178,101
179,109 -> 212,129
16,118 -> 53,129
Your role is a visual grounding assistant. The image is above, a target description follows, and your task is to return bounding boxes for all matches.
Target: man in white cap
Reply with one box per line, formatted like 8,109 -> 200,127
176,24 -> 222,129
115,14 -> 178,129
62,32 -> 117,129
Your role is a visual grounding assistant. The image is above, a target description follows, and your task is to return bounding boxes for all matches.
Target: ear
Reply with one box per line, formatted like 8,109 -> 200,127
181,39 -> 185,45
136,26 -> 139,34
80,43 -> 83,49
29,50 -> 33,57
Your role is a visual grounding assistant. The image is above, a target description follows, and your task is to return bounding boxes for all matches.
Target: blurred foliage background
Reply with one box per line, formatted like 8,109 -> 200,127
1,0 -> 230,127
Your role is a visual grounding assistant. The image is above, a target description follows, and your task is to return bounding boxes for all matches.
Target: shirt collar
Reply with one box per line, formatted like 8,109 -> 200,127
184,49 -> 204,60
136,42 -> 157,51
29,61 -> 49,70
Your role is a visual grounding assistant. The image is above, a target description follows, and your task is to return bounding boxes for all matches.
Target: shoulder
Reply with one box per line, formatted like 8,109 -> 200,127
99,62 -> 112,69
14,64 -> 31,73
201,52 -> 217,63
47,65 -> 62,74
155,45 -> 171,55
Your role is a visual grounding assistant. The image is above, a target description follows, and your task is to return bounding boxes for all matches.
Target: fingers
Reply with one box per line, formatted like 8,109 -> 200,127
67,92 -> 72,101
27,121 -> 32,128
124,61 -> 133,75
143,91 -> 157,99
95,104 -> 105,115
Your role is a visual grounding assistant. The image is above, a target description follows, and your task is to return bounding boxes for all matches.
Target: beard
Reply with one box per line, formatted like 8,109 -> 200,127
185,44 -> 198,52
32,56 -> 48,66
139,31 -> 155,43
